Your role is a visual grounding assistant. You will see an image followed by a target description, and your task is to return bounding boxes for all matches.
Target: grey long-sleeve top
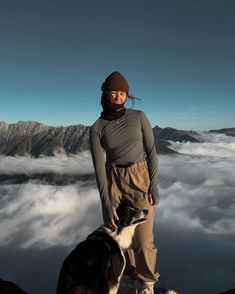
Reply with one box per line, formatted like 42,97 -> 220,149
89,109 -> 159,219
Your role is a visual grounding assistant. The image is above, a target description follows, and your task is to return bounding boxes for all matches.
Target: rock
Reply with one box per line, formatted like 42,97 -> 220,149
0,278 -> 27,294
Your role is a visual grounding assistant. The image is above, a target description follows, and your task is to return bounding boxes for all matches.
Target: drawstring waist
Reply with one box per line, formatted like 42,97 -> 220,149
106,161 -> 146,168
114,162 -> 135,168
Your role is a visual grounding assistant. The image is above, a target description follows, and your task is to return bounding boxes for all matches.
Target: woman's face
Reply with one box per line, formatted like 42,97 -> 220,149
108,91 -> 127,104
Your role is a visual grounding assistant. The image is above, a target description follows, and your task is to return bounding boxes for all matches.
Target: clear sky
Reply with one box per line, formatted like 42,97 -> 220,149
0,0 -> 234,131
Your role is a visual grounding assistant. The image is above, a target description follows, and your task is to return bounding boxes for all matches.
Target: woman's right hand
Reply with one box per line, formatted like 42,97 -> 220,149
107,207 -> 119,231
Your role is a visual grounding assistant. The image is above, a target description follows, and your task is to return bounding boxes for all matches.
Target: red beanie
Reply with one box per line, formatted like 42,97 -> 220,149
101,71 -> 129,93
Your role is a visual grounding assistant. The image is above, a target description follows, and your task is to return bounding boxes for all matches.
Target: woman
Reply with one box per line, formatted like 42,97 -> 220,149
89,71 -> 160,294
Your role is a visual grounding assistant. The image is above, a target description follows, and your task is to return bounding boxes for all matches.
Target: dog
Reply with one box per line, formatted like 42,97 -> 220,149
56,203 -> 148,294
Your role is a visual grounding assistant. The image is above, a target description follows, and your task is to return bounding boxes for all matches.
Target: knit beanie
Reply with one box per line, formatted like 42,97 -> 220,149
101,71 -> 129,93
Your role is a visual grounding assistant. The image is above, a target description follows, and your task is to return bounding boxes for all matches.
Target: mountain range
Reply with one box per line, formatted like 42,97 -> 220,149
0,121 -> 234,157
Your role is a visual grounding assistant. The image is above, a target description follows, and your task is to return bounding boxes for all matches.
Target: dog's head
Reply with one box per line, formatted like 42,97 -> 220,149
116,202 -> 148,229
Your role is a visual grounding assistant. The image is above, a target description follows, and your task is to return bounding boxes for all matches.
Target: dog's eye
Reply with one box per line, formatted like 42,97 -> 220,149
126,207 -> 134,213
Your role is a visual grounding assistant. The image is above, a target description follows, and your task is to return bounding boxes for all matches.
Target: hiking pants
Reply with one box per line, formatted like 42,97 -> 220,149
105,161 -> 159,284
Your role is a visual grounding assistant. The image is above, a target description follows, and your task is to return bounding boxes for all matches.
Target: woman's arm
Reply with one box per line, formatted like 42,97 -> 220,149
89,125 -> 114,220
140,111 -> 160,205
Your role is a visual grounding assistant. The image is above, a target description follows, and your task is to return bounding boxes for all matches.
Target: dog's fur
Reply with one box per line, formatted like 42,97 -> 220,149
56,203 -> 148,294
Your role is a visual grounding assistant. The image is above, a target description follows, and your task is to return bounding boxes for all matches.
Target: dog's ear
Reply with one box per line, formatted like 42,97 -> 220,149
116,200 -> 131,215
116,201 -> 126,231
115,201 -> 125,216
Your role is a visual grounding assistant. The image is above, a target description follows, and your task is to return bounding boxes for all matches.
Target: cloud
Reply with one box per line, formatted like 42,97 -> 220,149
168,132 -> 235,157
0,183 -> 102,248
0,134 -> 235,294
0,151 -> 94,176
158,155 -> 235,239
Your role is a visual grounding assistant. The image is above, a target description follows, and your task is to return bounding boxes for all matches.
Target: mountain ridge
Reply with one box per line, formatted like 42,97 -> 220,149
0,120 -> 89,157
1,121 -> 233,157
209,127 -> 235,137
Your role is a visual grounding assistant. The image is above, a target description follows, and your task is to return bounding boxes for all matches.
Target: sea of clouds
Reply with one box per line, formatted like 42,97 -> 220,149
0,132 -> 234,294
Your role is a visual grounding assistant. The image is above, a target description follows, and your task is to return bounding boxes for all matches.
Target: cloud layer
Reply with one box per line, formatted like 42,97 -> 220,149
0,133 -> 235,294
0,151 -> 94,176
169,132 -> 235,157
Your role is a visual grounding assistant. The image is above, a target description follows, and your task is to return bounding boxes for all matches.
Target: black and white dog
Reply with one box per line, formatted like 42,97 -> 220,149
56,203 -> 148,294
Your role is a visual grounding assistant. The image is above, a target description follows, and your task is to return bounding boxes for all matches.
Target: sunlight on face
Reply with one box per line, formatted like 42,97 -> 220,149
108,91 -> 127,104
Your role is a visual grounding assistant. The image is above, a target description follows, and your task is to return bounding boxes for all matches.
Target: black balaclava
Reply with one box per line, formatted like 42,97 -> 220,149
100,92 -> 126,121
100,71 -> 129,120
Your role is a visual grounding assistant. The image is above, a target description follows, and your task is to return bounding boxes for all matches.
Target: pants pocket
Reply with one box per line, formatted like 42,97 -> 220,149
129,164 -> 150,194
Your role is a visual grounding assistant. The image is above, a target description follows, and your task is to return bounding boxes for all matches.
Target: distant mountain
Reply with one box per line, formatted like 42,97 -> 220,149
0,121 -> 90,157
209,127 -> 235,137
0,121 -> 179,156
153,126 -> 200,143
0,172 -> 96,186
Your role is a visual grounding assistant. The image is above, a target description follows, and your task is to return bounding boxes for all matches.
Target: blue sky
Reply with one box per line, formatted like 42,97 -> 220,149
0,0 -> 234,131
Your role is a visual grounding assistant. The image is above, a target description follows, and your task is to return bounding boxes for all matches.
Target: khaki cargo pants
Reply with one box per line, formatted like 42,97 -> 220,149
105,161 -> 159,284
